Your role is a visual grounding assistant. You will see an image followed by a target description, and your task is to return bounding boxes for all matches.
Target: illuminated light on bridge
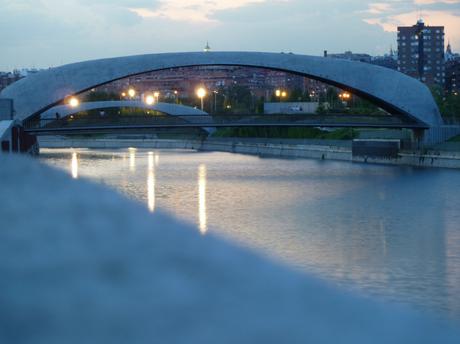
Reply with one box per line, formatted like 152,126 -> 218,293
145,95 -> 155,106
68,97 -> 79,108
128,88 -> 136,98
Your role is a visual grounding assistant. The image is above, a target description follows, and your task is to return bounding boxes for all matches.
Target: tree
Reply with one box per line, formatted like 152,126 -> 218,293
430,86 -> 460,123
288,88 -> 311,102
84,91 -> 120,102
220,85 -> 253,113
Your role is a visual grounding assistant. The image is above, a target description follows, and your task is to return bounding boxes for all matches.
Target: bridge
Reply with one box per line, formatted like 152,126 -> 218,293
0,51 -> 450,152
24,113 -> 427,136
0,51 -> 443,127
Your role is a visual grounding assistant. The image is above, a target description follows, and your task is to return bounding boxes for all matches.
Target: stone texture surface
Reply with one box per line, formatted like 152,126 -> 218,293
0,52 -> 443,126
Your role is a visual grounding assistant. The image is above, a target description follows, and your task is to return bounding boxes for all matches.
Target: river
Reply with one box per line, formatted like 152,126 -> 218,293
39,148 -> 460,322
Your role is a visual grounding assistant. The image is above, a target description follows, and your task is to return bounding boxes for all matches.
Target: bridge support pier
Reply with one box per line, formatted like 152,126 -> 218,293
412,126 -> 460,149
1,97 -> 40,155
1,122 -> 39,155
412,128 -> 426,150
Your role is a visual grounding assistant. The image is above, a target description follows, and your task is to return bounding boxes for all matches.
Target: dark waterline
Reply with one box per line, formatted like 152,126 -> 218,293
39,148 -> 460,322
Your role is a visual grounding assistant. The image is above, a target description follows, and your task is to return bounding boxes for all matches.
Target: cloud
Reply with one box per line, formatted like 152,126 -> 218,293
130,0 -> 269,23
414,0 -> 459,4
363,0 -> 460,45
0,0 -> 459,70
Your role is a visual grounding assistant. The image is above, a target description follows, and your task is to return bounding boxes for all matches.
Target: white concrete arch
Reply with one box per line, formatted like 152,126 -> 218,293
41,101 -> 214,133
0,51 -> 443,127
40,101 -> 208,119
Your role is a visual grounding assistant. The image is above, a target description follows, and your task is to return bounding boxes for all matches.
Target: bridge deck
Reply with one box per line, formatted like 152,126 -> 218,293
23,114 -> 428,135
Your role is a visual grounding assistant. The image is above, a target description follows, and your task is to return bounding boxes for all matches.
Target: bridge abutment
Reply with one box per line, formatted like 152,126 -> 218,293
1,99 -> 39,155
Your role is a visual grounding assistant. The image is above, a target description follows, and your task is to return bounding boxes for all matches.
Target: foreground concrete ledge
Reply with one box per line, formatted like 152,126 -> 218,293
1,155 -> 459,343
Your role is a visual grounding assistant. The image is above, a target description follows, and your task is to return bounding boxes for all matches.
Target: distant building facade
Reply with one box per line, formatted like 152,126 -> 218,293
0,69 -> 42,92
94,65 -> 315,101
370,49 -> 398,70
446,60 -> 460,95
0,71 -> 22,92
445,42 -> 459,62
324,50 -> 372,63
397,19 -> 445,86
325,49 -> 397,71
445,42 -> 460,95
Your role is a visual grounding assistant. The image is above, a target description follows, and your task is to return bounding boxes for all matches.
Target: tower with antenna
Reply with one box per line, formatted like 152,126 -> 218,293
204,42 -> 211,53
397,19 -> 445,86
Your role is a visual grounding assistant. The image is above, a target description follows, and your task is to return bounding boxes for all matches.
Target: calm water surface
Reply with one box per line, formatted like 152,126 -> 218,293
40,148 -> 460,321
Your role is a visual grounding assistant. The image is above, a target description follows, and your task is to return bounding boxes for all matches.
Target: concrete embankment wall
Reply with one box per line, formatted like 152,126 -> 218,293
38,136 -> 352,161
38,136 -> 460,169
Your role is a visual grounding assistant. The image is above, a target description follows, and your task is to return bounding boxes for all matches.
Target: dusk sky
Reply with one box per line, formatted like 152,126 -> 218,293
1,0 -> 459,70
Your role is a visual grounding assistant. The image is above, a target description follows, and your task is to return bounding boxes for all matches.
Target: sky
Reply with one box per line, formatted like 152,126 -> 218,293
0,0 -> 459,70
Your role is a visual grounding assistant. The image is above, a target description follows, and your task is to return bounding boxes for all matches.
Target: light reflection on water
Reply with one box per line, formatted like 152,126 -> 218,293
40,148 -> 460,321
129,147 -> 136,172
147,152 -> 156,213
198,164 -> 208,235
71,152 -> 78,179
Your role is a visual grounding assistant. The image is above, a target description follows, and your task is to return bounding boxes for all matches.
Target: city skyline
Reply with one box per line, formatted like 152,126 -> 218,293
1,0 -> 459,70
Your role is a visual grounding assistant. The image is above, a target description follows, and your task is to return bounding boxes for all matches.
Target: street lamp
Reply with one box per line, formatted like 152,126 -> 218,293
174,90 -> 179,104
196,87 -> 207,111
128,88 -> 136,98
69,97 -> 79,108
145,95 -> 155,106
154,91 -> 160,104
275,89 -> 287,102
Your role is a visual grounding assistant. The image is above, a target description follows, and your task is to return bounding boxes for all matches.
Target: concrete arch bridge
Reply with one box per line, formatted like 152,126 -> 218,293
0,51 -> 443,130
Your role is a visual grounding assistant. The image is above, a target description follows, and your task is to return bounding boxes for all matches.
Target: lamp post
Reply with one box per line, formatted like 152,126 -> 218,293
174,90 -> 179,104
196,87 -> 207,111
213,90 -> 218,113
275,89 -> 287,102
339,92 -> 351,107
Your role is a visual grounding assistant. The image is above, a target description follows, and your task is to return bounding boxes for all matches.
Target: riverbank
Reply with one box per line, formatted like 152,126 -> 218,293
2,154 -> 459,342
38,136 -> 460,169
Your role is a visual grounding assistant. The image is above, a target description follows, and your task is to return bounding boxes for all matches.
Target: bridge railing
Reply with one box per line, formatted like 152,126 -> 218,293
23,113 -> 413,131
